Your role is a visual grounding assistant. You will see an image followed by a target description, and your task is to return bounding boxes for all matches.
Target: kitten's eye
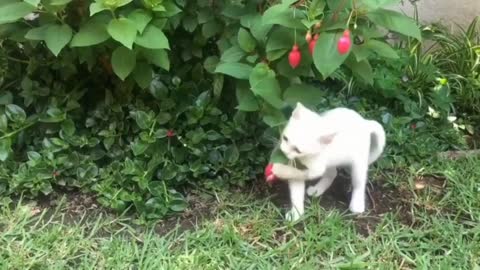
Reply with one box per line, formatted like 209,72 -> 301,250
293,147 -> 301,153
282,135 -> 288,142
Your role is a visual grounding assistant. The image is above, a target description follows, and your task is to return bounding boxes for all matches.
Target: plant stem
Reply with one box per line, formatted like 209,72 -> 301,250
0,122 -> 36,140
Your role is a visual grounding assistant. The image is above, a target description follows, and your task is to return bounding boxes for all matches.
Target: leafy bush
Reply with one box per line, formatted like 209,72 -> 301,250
0,0 -> 426,217
0,44 -> 269,218
430,17 -> 480,115
213,0 -> 421,130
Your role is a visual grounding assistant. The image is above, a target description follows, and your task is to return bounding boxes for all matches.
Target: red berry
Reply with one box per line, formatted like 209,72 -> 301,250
411,123 -> 416,129
309,34 -> 319,55
264,163 -> 277,183
305,31 -> 312,42
53,171 -> 60,177
288,45 -> 301,69
166,130 -> 175,137
337,30 -> 351,55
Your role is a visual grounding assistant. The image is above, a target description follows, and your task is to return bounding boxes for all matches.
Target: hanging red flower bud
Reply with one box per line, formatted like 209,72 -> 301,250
337,30 -> 351,55
309,34 -> 319,55
288,44 -> 301,69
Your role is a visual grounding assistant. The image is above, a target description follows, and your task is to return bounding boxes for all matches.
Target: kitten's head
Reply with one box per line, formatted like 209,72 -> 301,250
280,103 -> 335,160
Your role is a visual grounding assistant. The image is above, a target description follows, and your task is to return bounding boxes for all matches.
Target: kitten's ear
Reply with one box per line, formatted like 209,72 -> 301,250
292,102 -> 305,119
319,133 -> 336,144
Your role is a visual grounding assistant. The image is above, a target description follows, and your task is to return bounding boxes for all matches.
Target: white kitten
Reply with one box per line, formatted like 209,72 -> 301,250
272,103 -> 386,221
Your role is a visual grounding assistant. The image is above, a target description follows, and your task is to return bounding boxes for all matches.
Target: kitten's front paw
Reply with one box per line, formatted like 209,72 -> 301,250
271,163 -> 293,179
349,201 -> 365,214
285,208 -> 302,222
306,186 -> 322,197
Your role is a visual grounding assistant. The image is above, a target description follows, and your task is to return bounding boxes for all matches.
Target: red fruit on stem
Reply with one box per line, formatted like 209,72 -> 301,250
337,30 -> 351,55
288,44 -> 301,69
309,34 -> 319,55
166,129 -> 175,137
265,163 -> 276,183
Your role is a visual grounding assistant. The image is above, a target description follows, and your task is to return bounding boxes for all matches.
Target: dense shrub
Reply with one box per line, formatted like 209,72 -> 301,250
0,0 -> 430,218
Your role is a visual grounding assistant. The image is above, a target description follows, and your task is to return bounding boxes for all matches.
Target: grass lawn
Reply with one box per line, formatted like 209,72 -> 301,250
1,157 -> 479,269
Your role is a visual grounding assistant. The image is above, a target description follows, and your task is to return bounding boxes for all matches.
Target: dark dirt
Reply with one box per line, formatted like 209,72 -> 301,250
23,171 -> 446,237
261,170 -> 417,236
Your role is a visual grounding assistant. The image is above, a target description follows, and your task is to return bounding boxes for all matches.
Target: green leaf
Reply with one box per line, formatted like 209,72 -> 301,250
203,56 -> 219,73
45,24 -> 72,56
313,31 -> 349,77
215,62 -> 252,80
135,24 -> 169,49
39,107 -> 66,123
361,0 -> 399,10
0,2 -> 36,25
107,18 -> 137,49
352,44 -> 371,62
0,91 -> 13,105
283,84 -> 324,106
249,14 -> 272,43
111,46 -> 136,80
169,200 -> 187,212
104,0 -> 132,9
202,20 -> 222,39
365,39 -> 399,59
213,74 -> 223,99
263,108 -> 286,127
249,63 -> 284,109
237,28 -> 256,53
156,113 -> 171,125
24,0 -> 41,6
49,0 -> 72,6
131,139 -> 149,156
182,16 -> 198,32
269,147 -> 288,164
262,3 -> 305,29
0,138 -> 12,161
0,115 -> 7,132
367,9 -> 421,40
61,119 -> 75,136
5,104 -> 26,123
24,24 -> 49,40
143,49 -> 169,70
220,45 -> 245,63
224,144 -> 239,164
345,58 -> 374,85
236,84 -> 259,112
326,0 -> 353,10
89,2 -> 108,16
133,111 -> 151,129
133,62 -> 153,89
70,21 -> 109,47
160,1 -> 181,17
128,9 -> 152,33
265,27 -> 295,61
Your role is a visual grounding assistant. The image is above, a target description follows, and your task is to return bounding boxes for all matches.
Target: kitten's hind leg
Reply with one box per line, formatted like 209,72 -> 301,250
286,181 -> 305,221
306,167 -> 337,197
349,160 -> 368,213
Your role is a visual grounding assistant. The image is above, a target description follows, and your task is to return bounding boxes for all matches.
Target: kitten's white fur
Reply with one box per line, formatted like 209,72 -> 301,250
272,103 -> 386,221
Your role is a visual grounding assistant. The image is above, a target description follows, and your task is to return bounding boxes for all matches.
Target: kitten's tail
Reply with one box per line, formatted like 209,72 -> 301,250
367,120 -> 386,164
